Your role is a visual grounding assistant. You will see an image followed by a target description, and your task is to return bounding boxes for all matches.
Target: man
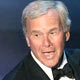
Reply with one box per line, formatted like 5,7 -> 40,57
3,0 -> 80,80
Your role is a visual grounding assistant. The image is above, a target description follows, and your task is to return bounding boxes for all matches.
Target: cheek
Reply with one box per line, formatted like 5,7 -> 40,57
52,35 -> 65,50
29,38 -> 42,52
56,38 -> 64,47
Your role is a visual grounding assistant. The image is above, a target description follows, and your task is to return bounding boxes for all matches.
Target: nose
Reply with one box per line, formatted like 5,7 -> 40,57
43,35 -> 52,47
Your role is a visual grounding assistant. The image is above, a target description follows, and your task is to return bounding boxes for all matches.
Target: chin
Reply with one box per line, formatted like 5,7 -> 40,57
45,64 -> 56,68
43,60 -> 58,68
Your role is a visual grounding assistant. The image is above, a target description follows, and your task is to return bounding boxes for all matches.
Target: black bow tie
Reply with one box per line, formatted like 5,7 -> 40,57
52,63 -> 75,80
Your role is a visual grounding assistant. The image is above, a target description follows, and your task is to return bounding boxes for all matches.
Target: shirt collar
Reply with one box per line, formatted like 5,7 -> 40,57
31,51 -> 53,80
31,51 -> 68,80
58,51 -> 68,69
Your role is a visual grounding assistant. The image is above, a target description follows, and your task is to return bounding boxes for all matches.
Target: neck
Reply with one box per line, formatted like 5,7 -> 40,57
53,52 -> 64,69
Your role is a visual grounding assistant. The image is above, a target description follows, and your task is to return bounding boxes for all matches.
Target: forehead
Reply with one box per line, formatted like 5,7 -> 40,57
26,9 -> 60,32
27,9 -> 59,22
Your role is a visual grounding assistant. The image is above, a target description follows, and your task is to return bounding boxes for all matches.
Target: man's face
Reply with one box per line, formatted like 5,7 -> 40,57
26,9 -> 70,67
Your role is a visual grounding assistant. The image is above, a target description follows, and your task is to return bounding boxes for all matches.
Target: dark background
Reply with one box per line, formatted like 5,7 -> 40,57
0,0 -> 80,79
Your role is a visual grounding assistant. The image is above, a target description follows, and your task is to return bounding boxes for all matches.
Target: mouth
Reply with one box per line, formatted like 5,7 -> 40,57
42,51 -> 55,53
42,51 -> 56,59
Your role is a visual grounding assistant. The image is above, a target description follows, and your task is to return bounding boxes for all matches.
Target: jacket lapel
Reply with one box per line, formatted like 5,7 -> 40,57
24,52 -> 50,80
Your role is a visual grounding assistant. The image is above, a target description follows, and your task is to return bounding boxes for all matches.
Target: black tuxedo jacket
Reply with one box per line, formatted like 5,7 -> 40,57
3,48 -> 80,80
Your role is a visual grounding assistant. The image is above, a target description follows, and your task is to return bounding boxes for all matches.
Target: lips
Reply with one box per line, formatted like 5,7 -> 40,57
42,51 -> 55,53
42,51 -> 56,59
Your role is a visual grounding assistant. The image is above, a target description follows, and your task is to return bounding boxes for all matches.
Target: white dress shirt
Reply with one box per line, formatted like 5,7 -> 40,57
31,51 -> 75,80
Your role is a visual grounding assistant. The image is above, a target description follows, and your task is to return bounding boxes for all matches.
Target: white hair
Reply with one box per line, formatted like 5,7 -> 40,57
22,0 -> 71,36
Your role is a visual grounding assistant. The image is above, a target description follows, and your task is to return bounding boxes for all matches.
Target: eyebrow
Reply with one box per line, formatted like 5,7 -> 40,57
31,27 -> 59,34
31,30 -> 42,34
49,28 -> 59,32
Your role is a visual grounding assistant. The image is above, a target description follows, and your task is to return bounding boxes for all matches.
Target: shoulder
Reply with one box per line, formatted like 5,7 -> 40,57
65,48 -> 80,64
65,48 -> 80,57
2,48 -> 31,80
65,48 -> 80,77
2,55 -> 29,80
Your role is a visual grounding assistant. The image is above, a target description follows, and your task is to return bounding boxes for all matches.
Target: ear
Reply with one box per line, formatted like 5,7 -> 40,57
65,31 -> 70,41
26,37 -> 30,47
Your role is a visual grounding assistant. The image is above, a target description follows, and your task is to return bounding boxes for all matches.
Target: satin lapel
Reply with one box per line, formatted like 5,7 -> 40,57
23,51 -> 50,80
65,49 -> 80,80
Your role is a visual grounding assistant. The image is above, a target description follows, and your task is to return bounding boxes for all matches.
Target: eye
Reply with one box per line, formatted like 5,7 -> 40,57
50,32 -> 56,35
50,32 -> 54,34
35,34 -> 39,37
49,31 -> 58,37
33,33 -> 41,38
